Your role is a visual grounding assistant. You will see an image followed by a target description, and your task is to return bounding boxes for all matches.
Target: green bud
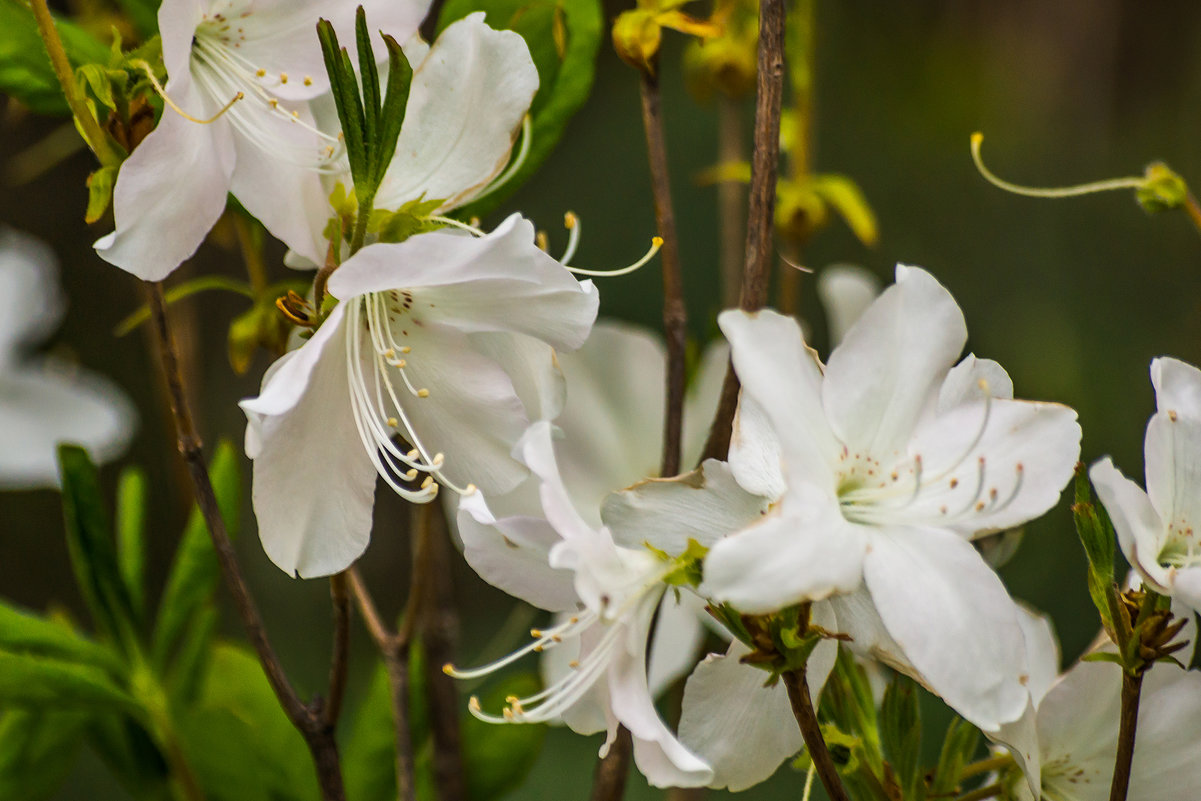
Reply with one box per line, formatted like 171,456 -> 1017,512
1137,162 -> 1190,213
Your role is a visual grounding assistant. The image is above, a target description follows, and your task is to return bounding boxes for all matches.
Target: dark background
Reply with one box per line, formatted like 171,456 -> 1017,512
4,0 -> 1201,797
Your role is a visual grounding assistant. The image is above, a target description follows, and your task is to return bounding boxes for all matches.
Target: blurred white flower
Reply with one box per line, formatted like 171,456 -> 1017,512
240,215 -> 597,578
1091,357 -> 1201,614
0,230 -> 135,488
701,265 -> 1081,732
95,0 -> 429,279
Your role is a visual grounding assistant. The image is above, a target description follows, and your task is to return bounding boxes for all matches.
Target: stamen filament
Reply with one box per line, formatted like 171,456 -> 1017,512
132,59 -> 244,124
560,211 -> 581,265
567,236 -> 662,277
971,132 -> 1144,198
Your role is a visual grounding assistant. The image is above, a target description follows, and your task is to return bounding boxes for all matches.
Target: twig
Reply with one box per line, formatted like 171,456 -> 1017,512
1184,193 -> 1201,237
28,0 -> 120,167
589,727 -> 633,801
347,567 -> 417,801
698,0 -> 788,463
782,667 -> 850,801
640,68 -> 688,479
324,572 -> 351,728
1108,670 -> 1144,801
144,282 -> 345,801
418,502 -> 467,801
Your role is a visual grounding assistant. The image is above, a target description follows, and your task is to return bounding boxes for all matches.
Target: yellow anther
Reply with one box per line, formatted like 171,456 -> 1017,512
463,483 -> 477,495
303,75 -> 313,86
386,417 -> 398,427
400,345 -> 412,354
444,663 -> 457,675
280,72 -> 289,83
502,708 -> 514,720
536,231 -> 549,252
385,348 -> 395,358
395,359 -> 407,368
468,695 -> 481,708
531,628 -> 544,638
269,98 -> 279,108
506,695 -> 519,704
569,660 -> 580,669
417,388 -> 430,398
420,476 -> 434,489
404,469 -> 418,481
564,211 -> 578,229
652,236 -> 664,247
432,453 -> 445,467
407,448 -> 420,459
256,68 -> 266,77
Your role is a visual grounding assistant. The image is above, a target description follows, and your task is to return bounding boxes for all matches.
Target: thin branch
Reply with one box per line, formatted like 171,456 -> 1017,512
324,572 -> 351,728
698,0 -> 788,463
1108,670 -> 1144,801
144,282 -> 345,801
589,727 -> 633,801
782,667 -> 850,801
418,502 -> 467,801
1184,193 -> 1201,237
347,567 -> 417,801
640,68 -> 688,479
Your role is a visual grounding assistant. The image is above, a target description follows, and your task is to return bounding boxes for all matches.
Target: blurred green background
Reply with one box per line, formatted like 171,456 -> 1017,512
4,0 -> 1201,798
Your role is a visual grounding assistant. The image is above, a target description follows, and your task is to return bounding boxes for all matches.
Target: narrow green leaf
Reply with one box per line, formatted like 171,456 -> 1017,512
85,165 -> 118,224
438,0 -> 602,217
0,709 -> 90,801
85,716 -> 169,799
929,717 -> 980,795
0,600 -> 122,673
375,33 -> 413,187
879,674 -> 922,800
355,5 -> 381,178
166,605 -> 218,705
152,440 -> 241,670
1072,466 -> 1115,583
318,18 -> 367,186
0,0 -> 109,116
810,173 -> 880,247
0,651 -> 139,712
115,466 -> 149,619
57,445 -> 138,651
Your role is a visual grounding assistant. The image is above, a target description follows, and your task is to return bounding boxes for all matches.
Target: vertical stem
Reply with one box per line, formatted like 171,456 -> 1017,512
698,0 -> 788,464
418,503 -> 466,801
1108,671 -> 1144,801
782,668 -> 851,801
347,567 -> 417,801
324,572 -> 351,728
640,67 -> 688,479
717,96 -> 746,309
143,282 -> 346,801
588,727 -> 633,801
28,0 -> 120,167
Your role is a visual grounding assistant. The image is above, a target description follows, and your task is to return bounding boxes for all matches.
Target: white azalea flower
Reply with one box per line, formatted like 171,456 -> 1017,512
240,215 -> 597,578
1090,357 -> 1201,613
452,422 -> 713,788
997,608 -> 1201,801
95,0 -> 429,280
0,230 -> 135,488
701,265 -> 1081,732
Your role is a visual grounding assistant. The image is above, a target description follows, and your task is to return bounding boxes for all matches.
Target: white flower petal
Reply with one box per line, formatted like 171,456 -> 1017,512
467,331 -> 565,424
718,309 -> 839,487
646,590 -> 708,699
863,526 -> 1029,731
245,315 -> 377,577
1015,605 -> 1059,708
728,395 -> 787,501
822,265 -> 967,457
0,365 -> 136,489
328,216 -> 598,351
678,640 -> 802,791
601,459 -> 769,555
95,77 -> 236,280
701,491 -> 868,614
816,263 -> 880,347
0,229 -> 63,364
938,354 -> 1014,410
681,339 -> 730,467
1151,356 -> 1201,421
1089,458 -> 1171,591
456,491 -> 577,612
376,13 -> 538,210
1143,413 -> 1201,544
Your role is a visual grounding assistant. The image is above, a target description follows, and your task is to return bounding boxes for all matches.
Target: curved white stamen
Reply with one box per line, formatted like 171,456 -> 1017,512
971,133 -> 1144,199
560,212 -> 581,265
567,237 -> 662,277
444,612 -> 595,680
426,216 -> 488,237
478,115 -> 533,199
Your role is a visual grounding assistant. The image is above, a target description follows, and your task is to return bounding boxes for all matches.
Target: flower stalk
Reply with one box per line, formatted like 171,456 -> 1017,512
782,666 -> 850,801
1108,670 -> 1144,801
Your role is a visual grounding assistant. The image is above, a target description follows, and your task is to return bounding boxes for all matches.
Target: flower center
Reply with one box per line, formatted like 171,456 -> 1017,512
344,291 -> 475,504
1159,520 -> 1201,569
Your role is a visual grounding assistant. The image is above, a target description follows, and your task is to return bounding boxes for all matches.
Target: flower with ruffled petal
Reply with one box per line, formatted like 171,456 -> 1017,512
95,0 -> 429,280
240,215 -> 597,578
699,265 -> 1080,733
0,229 -> 135,488
1091,357 -> 1201,613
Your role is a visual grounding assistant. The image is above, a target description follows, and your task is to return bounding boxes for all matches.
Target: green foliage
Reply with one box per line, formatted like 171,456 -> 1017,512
461,672 -> 547,800
438,0 -> 603,218
1136,162 -> 1190,213
152,441 -> 241,674
0,601 -> 121,673
0,709 -> 90,801
0,0 -> 109,115
371,196 -> 448,244
879,675 -> 922,800
1071,464 -> 1121,638
0,651 -> 138,712
115,467 -> 149,620
929,717 -> 980,797
112,0 -> 161,40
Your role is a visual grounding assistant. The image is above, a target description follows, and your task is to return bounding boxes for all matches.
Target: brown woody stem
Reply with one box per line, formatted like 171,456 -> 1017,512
144,282 -> 345,801
699,0 -> 788,463
1108,670 -> 1144,801
782,667 -> 850,801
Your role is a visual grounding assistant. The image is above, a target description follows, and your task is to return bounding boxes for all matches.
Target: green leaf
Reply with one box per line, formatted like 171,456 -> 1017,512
372,196 -> 447,243
318,18 -> 367,189
115,466 -> 149,619
438,0 -> 603,217
879,674 -> 922,800
0,600 -> 122,673
809,174 -> 879,247
178,643 -> 318,801
355,6 -> 382,180
1073,466 -> 1115,584
152,440 -> 241,671
0,0 -> 109,116
375,34 -> 413,187
0,709 -> 90,801
929,717 -> 980,796
112,0 -> 160,40
0,651 -> 138,712
85,716 -> 169,799
58,445 -> 139,652
462,673 -> 546,800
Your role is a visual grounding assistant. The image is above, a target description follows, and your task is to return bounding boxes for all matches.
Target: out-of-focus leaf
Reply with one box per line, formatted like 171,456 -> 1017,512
113,0 -> 160,40
929,717 -> 980,796
438,0 -> 602,217
115,466 -> 148,619
0,651 -> 138,712
809,173 -> 879,246
0,708 -> 90,801
152,440 -> 240,670
166,605 -> 217,705
0,0 -> 109,115
0,600 -> 121,673
462,673 -> 546,800
86,715 -> 170,799
879,674 -> 922,801
178,643 -> 317,801
58,445 -> 138,652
